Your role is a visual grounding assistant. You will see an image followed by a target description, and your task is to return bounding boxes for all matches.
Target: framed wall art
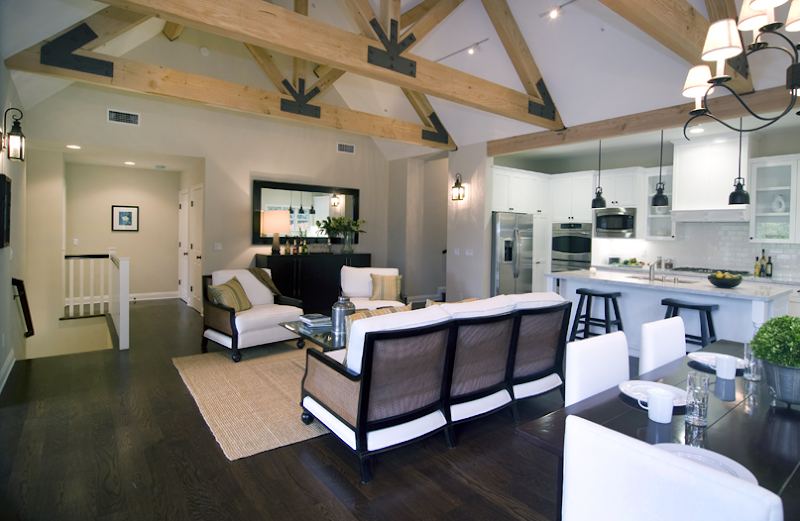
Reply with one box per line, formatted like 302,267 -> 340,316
112,205 -> 139,232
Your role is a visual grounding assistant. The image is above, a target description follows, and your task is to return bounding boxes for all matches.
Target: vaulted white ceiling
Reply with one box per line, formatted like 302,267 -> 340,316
2,0 -> 798,162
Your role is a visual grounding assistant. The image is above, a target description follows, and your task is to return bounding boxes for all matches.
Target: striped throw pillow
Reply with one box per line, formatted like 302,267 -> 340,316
369,274 -> 402,301
425,297 -> 479,307
208,276 -> 252,312
345,304 -> 412,349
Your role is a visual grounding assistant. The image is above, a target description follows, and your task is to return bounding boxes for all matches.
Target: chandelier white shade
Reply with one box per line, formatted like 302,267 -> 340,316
738,1 -> 768,34
788,0 -> 800,31
702,19 -> 743,66
682,65 -> 713,98
749,0 -> 788,11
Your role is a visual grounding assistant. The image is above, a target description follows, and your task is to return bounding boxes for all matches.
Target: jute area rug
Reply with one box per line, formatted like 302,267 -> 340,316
173,343 -> 329,461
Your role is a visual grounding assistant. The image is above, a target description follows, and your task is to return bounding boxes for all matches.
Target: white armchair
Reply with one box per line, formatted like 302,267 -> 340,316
340,266 -> 405,310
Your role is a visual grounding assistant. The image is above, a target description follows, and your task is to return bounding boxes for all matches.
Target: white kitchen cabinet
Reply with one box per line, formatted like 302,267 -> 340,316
641,167 -> 676,240
672,134 -> 751,213
492,166 -> 551,215
551,171 -> 594,223
595,167 -> 642,207
748,155 -> 799,243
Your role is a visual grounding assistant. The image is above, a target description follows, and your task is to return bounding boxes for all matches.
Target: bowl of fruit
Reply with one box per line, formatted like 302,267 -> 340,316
708,271 -> 743,288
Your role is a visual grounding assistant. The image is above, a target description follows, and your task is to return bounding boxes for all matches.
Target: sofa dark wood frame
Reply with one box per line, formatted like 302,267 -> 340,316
201,275 -> 304,362
301,320 -> 457,484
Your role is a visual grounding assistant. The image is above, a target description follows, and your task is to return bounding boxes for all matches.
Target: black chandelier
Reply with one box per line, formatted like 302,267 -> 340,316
682,0 -> 800,138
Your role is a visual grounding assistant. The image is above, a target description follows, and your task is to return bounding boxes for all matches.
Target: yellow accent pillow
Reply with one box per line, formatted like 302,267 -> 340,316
208,277 -> 252,312
425,297 -> 479,307
369,274 -> 403,301
345,304 -> 412,349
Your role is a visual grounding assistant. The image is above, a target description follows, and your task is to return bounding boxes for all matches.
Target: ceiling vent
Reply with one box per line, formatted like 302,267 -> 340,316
337,143 -> 355,154
107,109 -> 140,126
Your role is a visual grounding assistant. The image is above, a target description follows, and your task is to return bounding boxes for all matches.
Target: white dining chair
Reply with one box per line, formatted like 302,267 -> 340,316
564,330 -> 629,407
562,415 -> 784,521
639,316 -> 687,375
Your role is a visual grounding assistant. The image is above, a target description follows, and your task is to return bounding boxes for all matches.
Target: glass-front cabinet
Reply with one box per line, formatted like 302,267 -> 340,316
642,167 -> 675,240
749,156 -> 798,243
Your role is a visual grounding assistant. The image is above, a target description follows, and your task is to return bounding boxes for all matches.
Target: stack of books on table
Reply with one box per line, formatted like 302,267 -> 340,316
299,314 -> 332,330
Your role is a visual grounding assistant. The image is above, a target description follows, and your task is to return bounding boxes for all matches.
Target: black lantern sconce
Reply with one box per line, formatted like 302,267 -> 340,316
330,193 -> 340,207
452,173 -> 465,201
2,108 -> 25,162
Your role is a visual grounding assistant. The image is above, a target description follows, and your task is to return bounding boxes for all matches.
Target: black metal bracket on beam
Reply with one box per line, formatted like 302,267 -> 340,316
280,79 -> 322,118
367,19 -> 416,77
40,24 -> 113,77
528,79 -> 556,121
728,51 -> 750,80
422,112 -> 449,144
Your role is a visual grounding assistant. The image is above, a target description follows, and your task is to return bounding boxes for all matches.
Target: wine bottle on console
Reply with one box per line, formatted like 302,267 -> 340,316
766,256 -> 773,277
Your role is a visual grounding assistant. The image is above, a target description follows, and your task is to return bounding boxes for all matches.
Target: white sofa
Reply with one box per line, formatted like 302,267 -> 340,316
202,268 -> 304,362
340,266 -> 405,310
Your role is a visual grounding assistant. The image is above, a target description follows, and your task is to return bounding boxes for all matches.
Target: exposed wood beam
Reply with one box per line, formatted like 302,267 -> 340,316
598,0 -> 753,94
704,0 -> 738,22
342,0 -> 380,39
99,0 -> 555,128
46,6 -> 151,51
487,86 -> 795,156
5,45 -> 456,151
400,0 -> 465,53
481,0 -> 564,129
162,21 -> 184,40
381,0 -> 401,33
293,0 -> 308,88
245,43 -> 291,95
402,88 -> 435,126
401,0 -> 438,29
308,68 -> 346,97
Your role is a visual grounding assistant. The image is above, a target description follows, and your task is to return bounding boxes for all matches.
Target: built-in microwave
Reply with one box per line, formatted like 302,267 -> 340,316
594,207 -> 636,238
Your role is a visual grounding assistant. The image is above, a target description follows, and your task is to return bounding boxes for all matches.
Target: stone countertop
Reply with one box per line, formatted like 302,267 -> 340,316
548,269 -> 793,301
594,265 -> 800,287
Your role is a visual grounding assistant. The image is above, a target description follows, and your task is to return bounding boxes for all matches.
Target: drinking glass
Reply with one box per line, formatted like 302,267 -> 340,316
685,371 -> 710,427
743,342 -> 762,382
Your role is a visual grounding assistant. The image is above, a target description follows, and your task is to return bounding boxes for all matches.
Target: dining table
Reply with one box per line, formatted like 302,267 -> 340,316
516,339 -> 800,521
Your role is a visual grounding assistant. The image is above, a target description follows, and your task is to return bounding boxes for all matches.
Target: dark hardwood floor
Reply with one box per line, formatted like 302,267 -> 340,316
0,299 -> 565,521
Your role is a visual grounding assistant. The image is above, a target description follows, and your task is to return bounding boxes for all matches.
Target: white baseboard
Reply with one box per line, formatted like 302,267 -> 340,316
0,349 -> 15,396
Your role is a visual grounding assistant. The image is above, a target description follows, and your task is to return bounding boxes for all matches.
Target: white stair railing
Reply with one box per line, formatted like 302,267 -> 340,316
109,248 -> 130,351
62,252 -> 110,318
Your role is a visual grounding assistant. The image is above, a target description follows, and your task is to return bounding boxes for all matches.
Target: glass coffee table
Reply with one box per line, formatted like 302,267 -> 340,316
281,321 -> 346,352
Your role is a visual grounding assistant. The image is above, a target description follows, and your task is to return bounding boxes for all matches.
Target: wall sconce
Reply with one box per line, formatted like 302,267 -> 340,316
451,173 -> 465,201
2,108 -> 25,162
261,210 -> 291,255
330,193 -> 340,207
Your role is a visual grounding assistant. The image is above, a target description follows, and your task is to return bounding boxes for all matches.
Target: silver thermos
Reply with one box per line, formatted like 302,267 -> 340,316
332,296 -> 355,334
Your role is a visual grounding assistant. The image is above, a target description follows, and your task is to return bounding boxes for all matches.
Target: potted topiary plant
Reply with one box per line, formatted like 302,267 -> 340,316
750,315 -> 800,405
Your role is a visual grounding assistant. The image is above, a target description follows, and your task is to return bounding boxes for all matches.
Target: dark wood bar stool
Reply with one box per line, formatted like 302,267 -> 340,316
661,298 -> 718,347
569,288 -> 623,341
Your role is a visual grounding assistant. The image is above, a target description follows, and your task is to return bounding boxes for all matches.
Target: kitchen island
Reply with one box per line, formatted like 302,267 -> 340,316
546,270 -> 791,356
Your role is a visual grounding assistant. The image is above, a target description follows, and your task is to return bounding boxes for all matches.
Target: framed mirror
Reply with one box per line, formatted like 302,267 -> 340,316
252,179 -> 360,246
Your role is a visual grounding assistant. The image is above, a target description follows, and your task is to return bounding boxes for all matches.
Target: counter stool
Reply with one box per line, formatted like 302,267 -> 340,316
661,298 -> 718,347
569,288 -> 624,341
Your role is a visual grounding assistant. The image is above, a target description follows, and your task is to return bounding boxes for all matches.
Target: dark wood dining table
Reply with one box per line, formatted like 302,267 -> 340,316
517,340 -> 800,520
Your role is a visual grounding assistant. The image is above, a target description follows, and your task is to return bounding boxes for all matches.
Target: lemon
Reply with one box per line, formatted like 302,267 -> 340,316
716,271 -> 723,278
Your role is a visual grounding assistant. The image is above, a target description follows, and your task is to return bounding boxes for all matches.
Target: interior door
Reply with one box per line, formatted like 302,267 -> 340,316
189,184 -> 203,313
178,190 -> 189,303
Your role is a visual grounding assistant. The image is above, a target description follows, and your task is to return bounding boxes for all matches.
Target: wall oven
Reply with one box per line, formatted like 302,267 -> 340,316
551,222 -> 592,272
594,207 -> 636,238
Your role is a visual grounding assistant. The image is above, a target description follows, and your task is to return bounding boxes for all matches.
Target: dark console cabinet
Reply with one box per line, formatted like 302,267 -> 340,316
255,253 -> 371,314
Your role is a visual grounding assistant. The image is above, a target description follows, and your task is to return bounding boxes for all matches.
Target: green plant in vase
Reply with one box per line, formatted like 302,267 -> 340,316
750,315 -> 800,405
316,217 -> 366,253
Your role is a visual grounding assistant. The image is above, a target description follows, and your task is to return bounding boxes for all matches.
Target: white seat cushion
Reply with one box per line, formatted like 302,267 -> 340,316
345,306 -> 451,374
508,292 -> 566,310
341,266 -> 400,298
349,297 -> 406,310
234,304 -> 303,333
212,268 -> 275,306
440,295 -> 516,319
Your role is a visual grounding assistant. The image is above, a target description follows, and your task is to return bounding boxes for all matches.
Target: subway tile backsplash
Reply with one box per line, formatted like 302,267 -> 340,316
593,222 -> 800,278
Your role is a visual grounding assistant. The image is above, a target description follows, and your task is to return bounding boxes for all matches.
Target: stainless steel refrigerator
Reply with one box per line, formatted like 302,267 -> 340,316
491,212 -> 533,296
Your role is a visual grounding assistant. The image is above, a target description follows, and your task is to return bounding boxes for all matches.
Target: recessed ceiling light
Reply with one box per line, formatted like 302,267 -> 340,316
66,144 -> 81,149
124,161 -> 135,165
689,126 -> 704,134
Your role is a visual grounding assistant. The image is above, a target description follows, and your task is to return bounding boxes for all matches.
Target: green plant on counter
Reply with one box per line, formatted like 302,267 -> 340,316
315,217 -> 367,238
750,315 -> 800,367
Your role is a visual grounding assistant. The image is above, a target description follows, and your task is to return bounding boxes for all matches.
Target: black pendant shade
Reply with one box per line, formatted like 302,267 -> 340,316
651,130 -> 669,207
592,187 -> 607,208
729,118 -> 749,205
592,140 -> 606,209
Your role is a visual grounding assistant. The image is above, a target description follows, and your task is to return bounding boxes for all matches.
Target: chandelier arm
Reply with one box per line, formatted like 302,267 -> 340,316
752,30 -> 799,63
706,83 -> 791,122
683,113 -> 707,140
747,42 -> 797,63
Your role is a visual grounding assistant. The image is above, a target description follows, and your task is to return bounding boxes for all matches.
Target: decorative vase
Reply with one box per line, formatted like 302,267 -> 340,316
761,359 -> 800,406
341,231 -> 355,254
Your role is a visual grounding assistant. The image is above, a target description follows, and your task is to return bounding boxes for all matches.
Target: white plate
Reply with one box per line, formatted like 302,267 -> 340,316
688,352 -> 746,370
656,444 -> 758,485
618,381 -> 686,407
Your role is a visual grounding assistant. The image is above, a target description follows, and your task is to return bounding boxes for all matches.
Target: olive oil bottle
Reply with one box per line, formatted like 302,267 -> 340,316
760,249 -> 767,277
754,256 -> 761,278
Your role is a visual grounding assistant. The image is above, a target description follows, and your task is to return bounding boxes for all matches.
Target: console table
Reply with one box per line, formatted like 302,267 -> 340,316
255,253 -> 370,314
